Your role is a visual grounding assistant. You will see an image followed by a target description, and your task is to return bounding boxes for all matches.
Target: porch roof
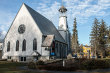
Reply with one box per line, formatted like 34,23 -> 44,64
42,35 -> 54,47
31,51 -> 41,56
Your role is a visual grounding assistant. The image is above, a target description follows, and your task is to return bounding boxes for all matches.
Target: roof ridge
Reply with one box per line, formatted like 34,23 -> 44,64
24,3 -> 53,24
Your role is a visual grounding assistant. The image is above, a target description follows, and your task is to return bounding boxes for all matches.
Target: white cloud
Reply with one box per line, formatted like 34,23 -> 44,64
33,0 -> 110,45
35,0 -> 110,27
1,0 -> 109,36
0,0 -> 110,44
36,1 -> 60,27
0,11 -> 15,25
1,31 -> 7,38
0,10 -> 15,38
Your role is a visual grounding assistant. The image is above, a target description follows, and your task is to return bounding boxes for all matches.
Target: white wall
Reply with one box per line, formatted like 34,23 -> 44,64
2,4 -> 47,59
58,16 -> 67,31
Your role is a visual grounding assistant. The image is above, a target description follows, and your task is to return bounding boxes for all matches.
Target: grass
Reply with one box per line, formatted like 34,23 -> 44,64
0,61 -> 27,73
0,60 -> 110,73
0,61 -> 50,73
28,58 -> 110,71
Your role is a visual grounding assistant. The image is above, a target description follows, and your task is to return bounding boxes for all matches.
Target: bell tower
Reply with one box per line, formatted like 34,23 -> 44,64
58,5 -> 68,31
58,4 -> 71,54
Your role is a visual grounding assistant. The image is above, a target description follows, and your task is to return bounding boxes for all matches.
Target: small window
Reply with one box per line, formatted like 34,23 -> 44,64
7,56 -> 9,59
7,41 -> 10,52
7,56 -> 11,59
45,48 -> 49,51
22,39 -> 26,51
16,40 -> 19,51
24,57 -> 26,61
56,42 -> 58,53
60,43 -> 62,58
20,57 -> 26,62
21,57 -> 23,61
45,48 -> 47,50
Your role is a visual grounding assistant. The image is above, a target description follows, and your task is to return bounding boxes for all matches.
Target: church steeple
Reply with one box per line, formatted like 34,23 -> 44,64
58,5 -> 68,31
58,0 -> 71,55
59,5 -> 67,13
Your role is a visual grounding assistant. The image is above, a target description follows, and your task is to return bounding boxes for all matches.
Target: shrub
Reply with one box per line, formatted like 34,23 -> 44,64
28,62 -> 36,69
37,65 -> 77,71
106,56 -> 110,58
0,59 -> 7,61
36,60 -> 45,65
81,59 -> 110,70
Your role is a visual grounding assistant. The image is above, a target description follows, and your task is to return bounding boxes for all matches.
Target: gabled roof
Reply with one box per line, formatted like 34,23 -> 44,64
24,3 -> 65,43
42,35 -> 54,47
31,51 -> 41,56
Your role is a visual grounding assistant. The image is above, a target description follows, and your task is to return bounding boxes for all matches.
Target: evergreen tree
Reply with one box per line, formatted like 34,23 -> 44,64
98,19 -> 107,58
106,26 -> 110,56
107,26 -> 110,47
79,44 -> 84,57
71,18 -> 79,54
90,18 -> 99,58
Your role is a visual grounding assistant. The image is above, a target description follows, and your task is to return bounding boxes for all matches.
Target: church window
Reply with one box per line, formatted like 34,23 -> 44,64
60,43 -> 63,58
7,41 -> 10,52
33,38 -> 37,51
16,40 -> 19,51
56,42 -> 58,53
18,24 -> 25,34
58,43 -> 59,53
22,39 -> 26,51
24,57 -> 26,61
51,41 -> 55,56
45,48 -> 48,50
20,56 -> 26,62
7,56 -> 11,59
21,57 -> 23,61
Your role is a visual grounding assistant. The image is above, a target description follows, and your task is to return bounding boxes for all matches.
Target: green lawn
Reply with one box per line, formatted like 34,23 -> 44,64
0,61 -> 27,73
0,61 -> 50,73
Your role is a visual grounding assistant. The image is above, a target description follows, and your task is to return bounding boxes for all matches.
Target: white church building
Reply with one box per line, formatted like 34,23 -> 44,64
2,3 -> 71,62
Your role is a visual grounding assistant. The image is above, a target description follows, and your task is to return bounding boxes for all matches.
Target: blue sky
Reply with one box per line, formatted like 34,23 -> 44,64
0,0 -> 110,45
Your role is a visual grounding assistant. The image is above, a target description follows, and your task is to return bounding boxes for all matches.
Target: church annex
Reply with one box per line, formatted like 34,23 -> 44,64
2,3 -> 71,62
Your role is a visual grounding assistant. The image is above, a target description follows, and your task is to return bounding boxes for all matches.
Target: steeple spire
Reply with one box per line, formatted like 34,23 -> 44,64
59,0 -> 67,13
58,0 -> 71,55
59,6 -> 67,13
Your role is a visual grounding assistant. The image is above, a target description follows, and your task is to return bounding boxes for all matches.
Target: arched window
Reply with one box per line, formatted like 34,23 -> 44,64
33,38 -> 37,50
7,41 -> 10,52
60,43 -> 63,58
22,39 -> 26,51
16,40 -> 19,51
55,42 -> 58,53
